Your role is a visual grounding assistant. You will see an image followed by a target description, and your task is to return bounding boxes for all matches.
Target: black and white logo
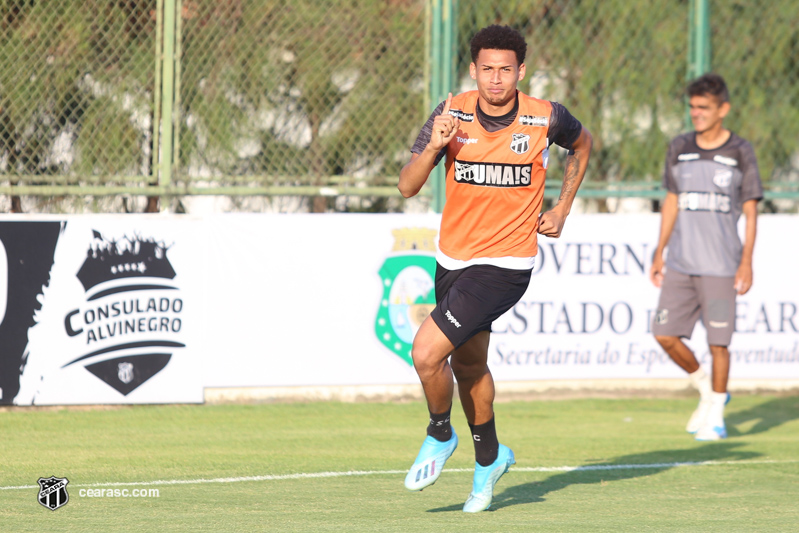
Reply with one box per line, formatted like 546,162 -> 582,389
510,133 -> 530,155
445,309 -> 462,328
448,109 -> 474,122
518,115 -> 548,127
61,231 -> 186,396
117,361 -> 135,384
655,309 -> 669,326
454,160 -> 532,188
38,476 -> 69,511
677,191 -> 731,213
713,169 -> 733,188
713,154 -> 738,167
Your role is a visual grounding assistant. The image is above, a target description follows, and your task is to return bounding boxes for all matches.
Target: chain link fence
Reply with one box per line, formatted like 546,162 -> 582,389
710,0 -> 799,205
456,0 -> 688,200
174,0 -> 426,212
0,0 -> 157,211
0,0 -> 796,212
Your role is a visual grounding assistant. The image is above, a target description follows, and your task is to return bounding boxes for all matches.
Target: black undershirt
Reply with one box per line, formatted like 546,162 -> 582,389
476,96 -> 519,132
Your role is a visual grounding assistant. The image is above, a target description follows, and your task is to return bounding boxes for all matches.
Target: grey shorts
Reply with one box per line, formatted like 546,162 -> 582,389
652,269 -> 737,346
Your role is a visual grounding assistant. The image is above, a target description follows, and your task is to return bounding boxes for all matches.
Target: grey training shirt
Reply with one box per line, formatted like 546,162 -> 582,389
663,131 -> 763,277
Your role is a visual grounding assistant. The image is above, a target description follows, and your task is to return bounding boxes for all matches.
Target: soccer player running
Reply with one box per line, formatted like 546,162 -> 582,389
398,25 -> 592,512
650,73 -> 762,441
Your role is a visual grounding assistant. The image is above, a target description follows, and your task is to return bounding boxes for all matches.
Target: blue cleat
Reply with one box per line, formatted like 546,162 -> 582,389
462,444 -> 515,513
404,431 -> 458,491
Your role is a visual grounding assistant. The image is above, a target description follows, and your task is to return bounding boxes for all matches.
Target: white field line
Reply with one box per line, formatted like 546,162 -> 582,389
3,458 -> 797,491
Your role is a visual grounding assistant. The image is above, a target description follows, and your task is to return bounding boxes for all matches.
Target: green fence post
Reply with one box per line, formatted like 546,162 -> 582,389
430,0 -> 442,107
152,0 -> 164,184
686,0 -> 711,129
429,0 -> 456,213
429,0 -> 443,213
450,0 -> 458,92
159,0 -> 177,190
173,0 -> 184,185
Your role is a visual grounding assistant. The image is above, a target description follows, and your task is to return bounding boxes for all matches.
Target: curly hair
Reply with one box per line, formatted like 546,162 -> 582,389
470,25 -> 527,65
687,73 -> 729,104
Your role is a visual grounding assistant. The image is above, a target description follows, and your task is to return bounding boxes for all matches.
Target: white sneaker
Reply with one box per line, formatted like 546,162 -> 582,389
695,422 -> 727,441
686,398 -> 712,434
694,392 -> 731,441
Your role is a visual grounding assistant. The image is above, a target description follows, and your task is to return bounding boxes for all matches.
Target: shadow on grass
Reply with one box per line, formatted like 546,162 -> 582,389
427,441 -> 760,513
726,396 -> 799,437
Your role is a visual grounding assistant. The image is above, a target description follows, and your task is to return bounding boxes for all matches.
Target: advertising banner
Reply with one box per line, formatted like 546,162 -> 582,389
490,215 -> 799,381
200,213 -> 431,389
2,213 -> 796,404
0,217 -> 204,405
202,214 -> 799,388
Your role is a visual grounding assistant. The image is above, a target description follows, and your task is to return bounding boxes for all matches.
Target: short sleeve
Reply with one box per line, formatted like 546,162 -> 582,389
739,140 -> 764,202
411,101 -> 447,166
662,140 -> 680,193
547,102 -> 582,150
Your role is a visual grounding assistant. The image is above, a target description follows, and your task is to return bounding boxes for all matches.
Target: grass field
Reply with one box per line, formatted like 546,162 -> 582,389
2,395 -> 798,532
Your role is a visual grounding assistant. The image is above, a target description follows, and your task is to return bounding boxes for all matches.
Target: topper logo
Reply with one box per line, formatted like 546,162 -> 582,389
445,309 -> 462,328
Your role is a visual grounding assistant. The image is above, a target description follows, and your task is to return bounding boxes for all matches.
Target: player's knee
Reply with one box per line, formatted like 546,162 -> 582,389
450,357 -> 487,383
655,335 -> 680,351
410,343 -> 442,376
709,345 -> 730,357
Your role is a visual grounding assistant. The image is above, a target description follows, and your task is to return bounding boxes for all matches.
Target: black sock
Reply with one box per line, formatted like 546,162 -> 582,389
470,417 -> 498,467
427,407 -> 452,442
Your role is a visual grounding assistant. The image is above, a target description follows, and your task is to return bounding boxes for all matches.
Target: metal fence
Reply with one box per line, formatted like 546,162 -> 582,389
447,0 -> 692,209
710,1 -> 799,193
0,0 -> 159,200
0,0 -> 796,212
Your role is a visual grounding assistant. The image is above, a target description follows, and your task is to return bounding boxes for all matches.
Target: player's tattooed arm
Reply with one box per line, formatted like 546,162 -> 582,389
558,152 -> 581,204
538,126 -> 593,238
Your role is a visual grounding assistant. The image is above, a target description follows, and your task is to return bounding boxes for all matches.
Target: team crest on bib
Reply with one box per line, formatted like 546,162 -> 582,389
713,169 -> 733,187
510,133 -> 530,155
